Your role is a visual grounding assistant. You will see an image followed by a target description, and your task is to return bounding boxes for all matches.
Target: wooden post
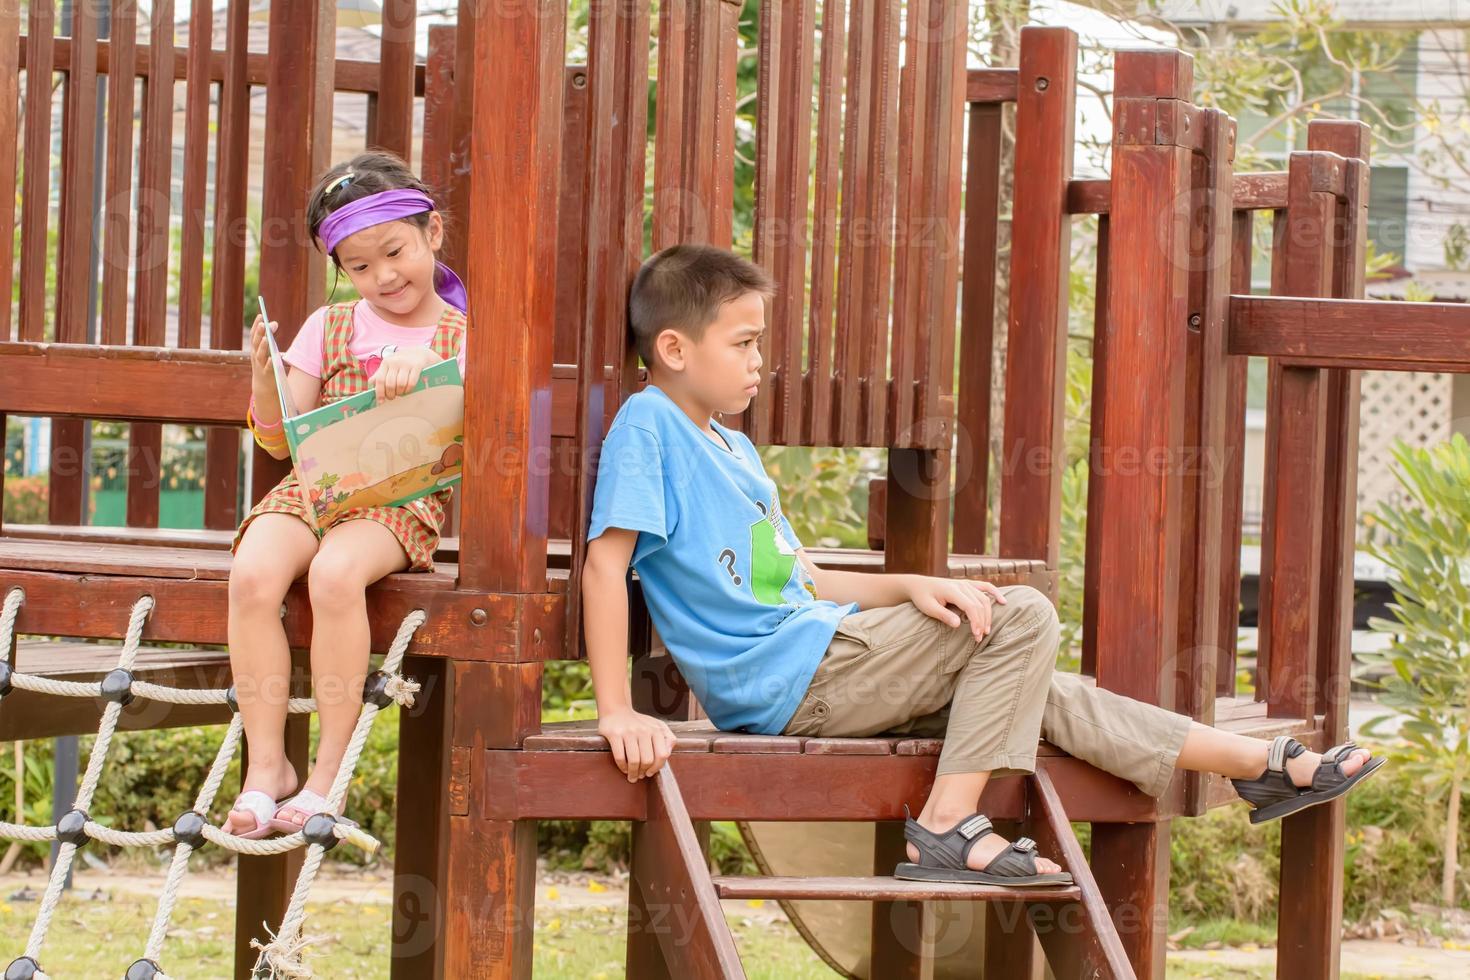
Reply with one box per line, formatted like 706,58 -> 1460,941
999,26 -> 1077,570
1270,120 -> 1370,980
1088,46 -> 1197,980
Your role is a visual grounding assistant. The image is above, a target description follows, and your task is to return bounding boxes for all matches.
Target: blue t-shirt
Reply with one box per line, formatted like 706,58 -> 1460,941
587,385 -> 858,734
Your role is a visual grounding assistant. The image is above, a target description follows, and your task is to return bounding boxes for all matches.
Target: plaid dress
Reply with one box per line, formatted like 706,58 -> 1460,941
231,300 -> 466,571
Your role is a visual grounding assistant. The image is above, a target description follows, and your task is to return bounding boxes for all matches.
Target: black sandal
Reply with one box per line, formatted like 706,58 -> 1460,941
892,805 -> 1073,887
1230,735 -> 1385,825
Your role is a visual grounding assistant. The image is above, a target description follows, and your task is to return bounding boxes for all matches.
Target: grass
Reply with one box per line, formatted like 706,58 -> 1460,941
0,893 -> 841,979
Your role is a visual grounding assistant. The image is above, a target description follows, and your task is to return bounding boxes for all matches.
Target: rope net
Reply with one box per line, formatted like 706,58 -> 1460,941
0,586 -> 426,980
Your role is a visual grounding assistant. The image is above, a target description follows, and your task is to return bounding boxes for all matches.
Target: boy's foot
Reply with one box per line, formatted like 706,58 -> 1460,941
269,766 -> 343,833
904,813 -> 1064,875
222,760 -> 298,837
1278,744 -> 1370,787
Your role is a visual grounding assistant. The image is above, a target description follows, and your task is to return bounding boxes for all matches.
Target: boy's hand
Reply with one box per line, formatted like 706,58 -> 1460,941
598,706 -> 678,782
249,314 -> 279,393
906,576 -> 1007,640
373,346 -> 442,401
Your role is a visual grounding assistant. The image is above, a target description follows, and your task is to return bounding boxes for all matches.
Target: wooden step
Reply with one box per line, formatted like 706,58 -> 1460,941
711,874 -> 1081,902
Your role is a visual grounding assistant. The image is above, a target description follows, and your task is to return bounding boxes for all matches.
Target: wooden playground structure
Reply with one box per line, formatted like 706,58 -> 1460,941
2,1 -> 1469,977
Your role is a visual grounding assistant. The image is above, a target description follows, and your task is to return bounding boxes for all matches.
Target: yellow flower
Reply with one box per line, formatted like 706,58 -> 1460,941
746,899 -> 764,909
588,880 -> 606,894
546,886 -> 559,901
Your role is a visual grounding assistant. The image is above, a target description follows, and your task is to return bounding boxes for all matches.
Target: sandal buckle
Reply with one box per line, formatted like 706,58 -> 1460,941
957,814 -> 990,840
1012,837 -> 1037,853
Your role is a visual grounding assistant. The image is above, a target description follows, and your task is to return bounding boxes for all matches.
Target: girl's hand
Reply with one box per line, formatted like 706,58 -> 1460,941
373,346 -> 442,402
249,314 -> 280,392
906,576 -> 1007,641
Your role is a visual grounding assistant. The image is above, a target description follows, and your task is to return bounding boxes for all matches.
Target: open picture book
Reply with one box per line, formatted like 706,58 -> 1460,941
260,297 -> 466,531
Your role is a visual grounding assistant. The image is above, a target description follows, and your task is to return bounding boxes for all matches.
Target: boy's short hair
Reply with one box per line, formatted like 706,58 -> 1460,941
628,245 -> 775,368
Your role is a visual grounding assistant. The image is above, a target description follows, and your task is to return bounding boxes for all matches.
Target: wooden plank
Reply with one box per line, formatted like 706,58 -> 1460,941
21,35 -> 425,96
765,0 -> 816,446
0,0 -> 17,343
175,0 -> 212,351
17,1 -> 54,344
861,0 -> 900,448
712,875 -> 1079,902
56,0 -> 98,345
1259,152 -> 1335,722
953,101 -> 1003,554
1227,295 -> 1470,370
832,0 -> 874,446
1216,211 -> 1253,697
443,661 -> 543,979
1067,170 -> 1287,216
1176,110 -> 1235,817
391,658 -> 448,978
1,565 -> 565,664
375,0 -> 417,162
1080,214 -> 1109,678
999,26 -> 1077,567
1307,121 -> 1370,741
627,767 -> 747,979
458,0 -> 564,596
966,67 -> 1019,104
128,0 -> 176,530
803,0 -> 846,445
484,750 -> 1181,824
100,0 -> 138,347
1026,769 -> 1137,979
1089,48 -> 1195,980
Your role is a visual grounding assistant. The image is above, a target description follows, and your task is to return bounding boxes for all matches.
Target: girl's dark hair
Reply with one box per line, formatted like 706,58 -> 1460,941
306,150 -> 443,268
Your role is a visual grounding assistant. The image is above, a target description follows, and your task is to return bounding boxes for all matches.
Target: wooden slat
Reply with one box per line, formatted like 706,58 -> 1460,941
1176,110 -> 1236,817
765,0 -> 816,446
459,0 -> 564,595
712,875 -> 1080,902
1080,213 -> 1110,679
803,0 -> 846,445
18,2 -> 55,343
1307,121 -> 1371,743
127,0 -> 176,530
21,35 -> 425,96
953,101 -> 1003,554
56,0 -> 98,345
175,0 -> 212,352
203,0 -> 251,531
1215,210 -> 1253,698
630,767 -> 747,979
862,0 -> 900,448
748,0 -> 781,444
999,26 -> 1076,567
100,1 -> 137,347
374,0 -> 416,162
1259,151 -> 1335,722
0,0 -> 18,342
1228,295 -> 1470,370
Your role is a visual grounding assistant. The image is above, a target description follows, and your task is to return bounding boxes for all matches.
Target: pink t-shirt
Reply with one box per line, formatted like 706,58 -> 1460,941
281,299 -> 465,381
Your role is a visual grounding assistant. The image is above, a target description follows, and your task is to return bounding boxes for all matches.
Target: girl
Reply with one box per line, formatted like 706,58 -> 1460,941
223,151 -> 469,838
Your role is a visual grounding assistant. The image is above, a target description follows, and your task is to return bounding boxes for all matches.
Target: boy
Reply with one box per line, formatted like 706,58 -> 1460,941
582,244 -> 1381,886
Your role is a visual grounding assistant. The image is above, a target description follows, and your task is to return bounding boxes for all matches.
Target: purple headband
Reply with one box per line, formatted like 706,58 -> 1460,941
317,187 -> 467,314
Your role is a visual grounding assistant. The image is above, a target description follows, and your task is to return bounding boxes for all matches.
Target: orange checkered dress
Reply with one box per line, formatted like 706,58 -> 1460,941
232,301 -> 466,571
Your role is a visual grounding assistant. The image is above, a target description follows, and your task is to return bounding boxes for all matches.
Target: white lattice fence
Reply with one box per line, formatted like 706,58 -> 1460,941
1356,371 -> 1454,524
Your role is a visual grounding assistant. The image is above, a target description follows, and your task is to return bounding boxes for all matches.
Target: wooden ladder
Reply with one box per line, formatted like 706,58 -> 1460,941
632,766 -> 1137,979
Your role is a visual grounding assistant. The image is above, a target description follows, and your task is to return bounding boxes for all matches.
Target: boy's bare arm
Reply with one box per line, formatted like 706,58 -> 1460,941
582,529 -> 677,781
797,548 -> 1007,641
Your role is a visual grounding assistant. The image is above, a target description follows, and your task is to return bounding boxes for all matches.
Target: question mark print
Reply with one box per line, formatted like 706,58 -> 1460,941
717,549 -> 743,586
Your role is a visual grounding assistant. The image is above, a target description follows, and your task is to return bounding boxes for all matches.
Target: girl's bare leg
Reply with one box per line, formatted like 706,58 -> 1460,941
295,519 -> 410,807
224,514 -> 320,834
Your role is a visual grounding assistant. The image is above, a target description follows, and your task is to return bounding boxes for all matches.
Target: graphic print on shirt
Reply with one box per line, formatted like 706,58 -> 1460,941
730,496 -> 817,606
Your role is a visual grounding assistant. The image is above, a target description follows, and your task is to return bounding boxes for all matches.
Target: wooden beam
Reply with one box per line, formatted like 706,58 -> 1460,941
629,767 -> 746,979
1228,296 -> 1470,371
0,568 -> 564,663
20,34 -> 426,95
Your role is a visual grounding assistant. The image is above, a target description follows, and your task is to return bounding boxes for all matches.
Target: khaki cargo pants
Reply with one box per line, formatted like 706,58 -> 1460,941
780,585 -> 1193,798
